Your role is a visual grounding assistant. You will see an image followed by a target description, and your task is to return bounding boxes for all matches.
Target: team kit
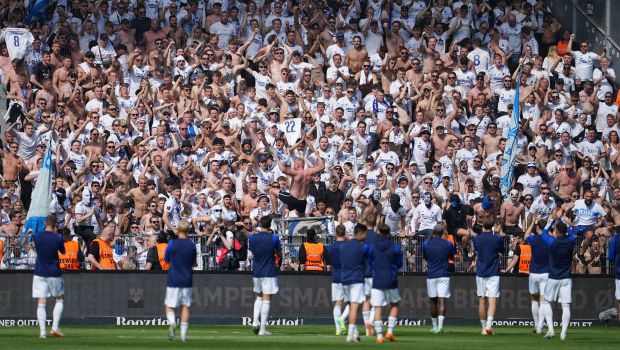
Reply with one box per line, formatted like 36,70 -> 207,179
32,208 -> 620,342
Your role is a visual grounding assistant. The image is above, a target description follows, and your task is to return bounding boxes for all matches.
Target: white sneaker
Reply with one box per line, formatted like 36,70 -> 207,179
543,331 -> 555,340
180,336 -> 187,342
168,324 -> 175,340
39,334 -> 46,339
258,329 -> 272,336
346,335 -> 360,343
560,333 -> 566,341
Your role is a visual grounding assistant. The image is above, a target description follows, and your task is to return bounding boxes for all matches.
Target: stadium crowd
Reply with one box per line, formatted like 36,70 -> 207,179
0,0 -> 617,274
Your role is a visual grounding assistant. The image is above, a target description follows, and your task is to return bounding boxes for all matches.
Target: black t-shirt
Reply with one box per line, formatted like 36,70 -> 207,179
146,246 -> 162,270
32,63 -> 54,83
322,189 -> 345,213
443,204 -> 473,233
89,241 -> 100,261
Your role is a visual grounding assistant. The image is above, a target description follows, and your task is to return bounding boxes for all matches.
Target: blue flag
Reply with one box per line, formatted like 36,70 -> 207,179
21,141 -> 53,246
25,0 -> 48,25
499,76 -> 521,199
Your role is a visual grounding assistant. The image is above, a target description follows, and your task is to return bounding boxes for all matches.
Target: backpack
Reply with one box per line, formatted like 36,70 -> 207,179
233,231 -> 248,261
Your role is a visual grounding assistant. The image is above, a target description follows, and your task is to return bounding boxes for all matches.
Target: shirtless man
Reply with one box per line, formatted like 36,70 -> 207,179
344,36 -> 368,75
240,182 -> 260,218
35,79 -> 56,113
105,182 -> 127,211
271,147 -> 325,216
143,19 -> 167,54
127,177 -> 158,218
2,142 -> 27,181
151,134 -> 179,167
356,192 -> 383,232
406,58 -> 425,89
52,57 -> 72,97
500,189 -> 526,236
481,123 -> 501,157
472,195 -> 496,235
552,165 -> 579,200
609,188 -> 620,233
432,125 -> 458,159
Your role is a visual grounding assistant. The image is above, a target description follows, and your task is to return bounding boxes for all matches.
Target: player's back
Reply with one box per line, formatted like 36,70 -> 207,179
369,236 -> 402,289
364,230 -> 378,277
33,231 -> 64,278
340,239 -> 367,285
423,237 -> 454,279
249,232 -> 281,278
165,238 -> 197,288
526,233 -> 551,274
473,232 -> 503,277
548,235 -> 575,280
328,240 -> 345,283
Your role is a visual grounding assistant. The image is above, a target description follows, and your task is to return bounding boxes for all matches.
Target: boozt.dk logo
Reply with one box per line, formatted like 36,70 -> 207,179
241,317 -> 303,326
128,288 -> 144,308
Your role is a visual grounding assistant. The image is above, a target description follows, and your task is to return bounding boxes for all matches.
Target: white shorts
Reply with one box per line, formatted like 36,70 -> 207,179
476,276 -> 500,298
364,278 -> 372,296
331,283 -> 349,302
528,273 -> 549,295
427,277 -> 451,298
32,276 -> 64,298
253,277 -> 279,295
544,278 -> 572,303
616,279 -> 620,301
165,287 -> 193,308
370,288 -> 401,307
343,283 -> 365,304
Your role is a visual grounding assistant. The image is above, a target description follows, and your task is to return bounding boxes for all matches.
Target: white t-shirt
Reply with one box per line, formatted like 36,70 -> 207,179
467,48 -> 490,74
572,199 -> 605,226
572,51 -> 599,81
164,197 -> 182,229
411,203 -> 442,232
517,173 -> 543,198
209,21 -> 236,49
1,28 -> 34,60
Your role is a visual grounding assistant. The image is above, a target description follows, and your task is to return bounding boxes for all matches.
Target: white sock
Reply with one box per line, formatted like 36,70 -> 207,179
180,322 -> 188,339
333,305 -> 342,329
537,301 -> 546,330
374,320 -> 383,337
369,307 -> 375,325
37,304 -> 46,335
348,324 -> 356,337
431,317 -> 438,329
341,305 -> 350,321
561,303 -> 571,336
253,297 -> 262,327
480,319 -> 486,330
486,316 -> 493,329
166,311 -> 176,327
387,316 -> 397,333
438,316 -> 445,330
541,301 -> 554,333
52,300 -> 63,331
531,300 -> 539,328
362,311 -> 370,324
260,300 -> 271,330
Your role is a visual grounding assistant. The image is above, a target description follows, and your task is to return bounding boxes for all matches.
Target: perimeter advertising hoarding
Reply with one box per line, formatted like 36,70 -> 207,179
0,272 -> 615,325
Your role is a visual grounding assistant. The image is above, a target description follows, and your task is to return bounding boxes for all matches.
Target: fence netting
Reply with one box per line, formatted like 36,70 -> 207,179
0,219 -> 615,276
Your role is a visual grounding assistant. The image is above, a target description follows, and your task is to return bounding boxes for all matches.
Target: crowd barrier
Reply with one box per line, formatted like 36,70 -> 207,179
2,230 -> 615,276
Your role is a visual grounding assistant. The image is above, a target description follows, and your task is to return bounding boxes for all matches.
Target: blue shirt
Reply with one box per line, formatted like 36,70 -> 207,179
328,240 -> 345,283
249,231 -> 281,278
423,237 -> 455,279
525,225 -> 553,274
340,239 -> 369,285
369,237 -> 402,289
164,238 -> 197,288
542,227 -> 575,280
473,231 -> 504,277
33,231 -> 64,278
364,230 -> 378,277
608,234 -> 620,279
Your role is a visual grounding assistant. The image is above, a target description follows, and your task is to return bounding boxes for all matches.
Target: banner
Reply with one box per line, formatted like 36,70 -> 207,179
20,141 -> 53,247
25,0 -> 48,25
0,272 -> 615,324
499,75 -> 521,198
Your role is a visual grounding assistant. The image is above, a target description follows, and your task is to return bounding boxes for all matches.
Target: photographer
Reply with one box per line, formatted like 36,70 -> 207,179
206,220 -> 236,270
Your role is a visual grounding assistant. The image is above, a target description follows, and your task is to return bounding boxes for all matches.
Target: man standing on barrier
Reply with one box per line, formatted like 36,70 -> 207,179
164,220 -> 196,342
567,190 -> 605,268
473,216 -> 505,335
32,215 -> 65,338
249,215 -> 282,336
424,224 -> 455,334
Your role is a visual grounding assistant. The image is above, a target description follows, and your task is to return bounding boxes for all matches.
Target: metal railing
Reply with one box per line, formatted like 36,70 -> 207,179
1,231 -> 616,276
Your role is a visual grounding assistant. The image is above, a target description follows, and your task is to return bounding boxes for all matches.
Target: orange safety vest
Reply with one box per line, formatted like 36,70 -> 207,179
557,40 -> 569,55
90,238 -> 116,270
615,90 -> 620,107
446,234 -> 457,265
518,244 -> 531,274
157,243 -> 170,270
0,239 -> 3,265
303,242 -> 325,271
59,240 -> 80,270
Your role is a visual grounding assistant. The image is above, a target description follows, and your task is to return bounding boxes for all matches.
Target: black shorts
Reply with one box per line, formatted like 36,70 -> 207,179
75,225 -> 96,246
503,225 -> 524,237
278,191 -> 307,215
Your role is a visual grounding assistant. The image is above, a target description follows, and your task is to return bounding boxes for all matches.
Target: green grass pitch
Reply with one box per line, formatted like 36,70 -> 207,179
0,325 -> 618,349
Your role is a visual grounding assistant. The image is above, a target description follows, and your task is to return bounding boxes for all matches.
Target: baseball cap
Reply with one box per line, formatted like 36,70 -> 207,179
336,32 -> 345,39
492,173 -> 500,180
222,120 -> 230,127
174,56 -> 186,63
269,108 -> 279,115
365,156 -> 374,162
528,142 -> 536,150
527,162 -> 537,168
420,126 -> 431,134
181,140 -> 192,148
